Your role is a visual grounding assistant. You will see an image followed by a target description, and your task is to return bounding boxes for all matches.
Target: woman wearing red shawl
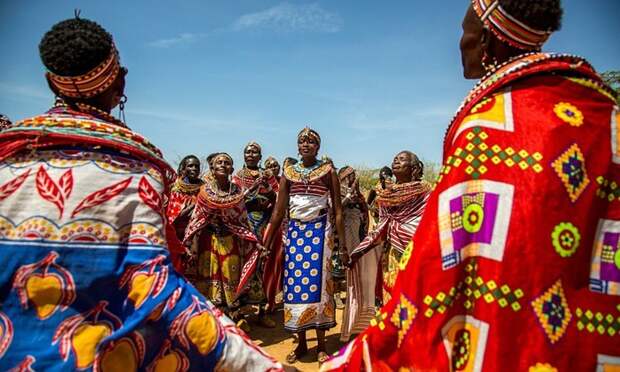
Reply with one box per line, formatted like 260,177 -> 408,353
183,153 -> 264,331
0,16 -> 282,371
232,142 -> 281,328
322,0 -> 620,370
265,156 -> 282,182
166,155 -> 203,273
349,152 -> 430,308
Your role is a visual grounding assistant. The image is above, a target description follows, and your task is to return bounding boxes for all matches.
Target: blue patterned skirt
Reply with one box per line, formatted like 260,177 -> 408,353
282,215 -> 336,332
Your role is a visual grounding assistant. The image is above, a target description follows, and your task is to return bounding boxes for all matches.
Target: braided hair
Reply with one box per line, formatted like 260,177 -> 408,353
499,0 -> 563,32
39,17 -> 113,76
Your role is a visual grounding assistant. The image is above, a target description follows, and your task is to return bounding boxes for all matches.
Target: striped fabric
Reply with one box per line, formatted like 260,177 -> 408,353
352,191 -> 429,257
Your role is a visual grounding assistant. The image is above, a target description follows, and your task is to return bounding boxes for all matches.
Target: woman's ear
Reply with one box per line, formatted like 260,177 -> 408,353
45,73 -> 62,98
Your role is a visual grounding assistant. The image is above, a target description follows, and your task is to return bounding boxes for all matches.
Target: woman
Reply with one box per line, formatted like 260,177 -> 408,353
337,166 -> 374,342
366,166 -> 393,227
0,114 -> 11,131
183,153 -> 262,329
265,156 -> 282,181
322,0 -> 619,370
350,151 -> 430,305
166,155 -> 203,273
232,142 -> 279,328
332,167 -> 367,310
0,17 -> 281,370
263,127 -> 347,364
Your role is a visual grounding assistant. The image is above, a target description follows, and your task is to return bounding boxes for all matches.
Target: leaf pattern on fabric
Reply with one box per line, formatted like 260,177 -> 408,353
36,166 -> 67,219
71,177 -> 132,218
139,176 -> 162,213
58,169 -> 74,200
0,169 -> 31,202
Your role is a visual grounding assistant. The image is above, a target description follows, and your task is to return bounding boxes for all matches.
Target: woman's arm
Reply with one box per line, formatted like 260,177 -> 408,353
263,176 -> 289,250
367,188 -> 377,206
329,169 -> 348,265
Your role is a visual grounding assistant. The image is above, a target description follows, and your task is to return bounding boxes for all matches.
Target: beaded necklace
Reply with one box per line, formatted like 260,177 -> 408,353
284,158 -> 332,184
376,180 -> 431,208
198,177 -> 244,209
443,52 -> 603,154
236,166 -> 262,188
53,100 -> 127,128
171,177 -> 202,194
295,160 -> 321,179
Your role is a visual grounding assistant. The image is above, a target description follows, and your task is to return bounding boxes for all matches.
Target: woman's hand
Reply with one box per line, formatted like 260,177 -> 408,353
183,247 -> 196,265
258,244 -> 270,258
345,250 -> 359,268
178,204 -> 195,218
338,248 -> 350,269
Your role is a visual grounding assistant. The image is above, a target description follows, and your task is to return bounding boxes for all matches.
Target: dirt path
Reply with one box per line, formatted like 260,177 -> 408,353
247,307 -> 348,372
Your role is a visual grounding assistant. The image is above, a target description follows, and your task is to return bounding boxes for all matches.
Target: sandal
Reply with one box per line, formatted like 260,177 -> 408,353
236,319 -> 251,333
286,347 -> 307,364
318,351 -> 329,364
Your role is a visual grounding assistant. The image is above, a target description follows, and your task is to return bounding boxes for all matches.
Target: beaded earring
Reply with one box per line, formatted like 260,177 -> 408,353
119,94 -> 128,124
481,50 -> 498,72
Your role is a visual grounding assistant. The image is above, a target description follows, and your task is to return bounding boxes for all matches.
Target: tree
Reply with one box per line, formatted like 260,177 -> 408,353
601,70 -> 620,105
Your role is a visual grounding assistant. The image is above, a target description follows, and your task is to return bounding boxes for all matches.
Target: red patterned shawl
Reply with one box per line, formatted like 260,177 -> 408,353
183,182 -> 261,297
233,167 -> 283,309
352,182 -> 430,258
322,53 -> 620,371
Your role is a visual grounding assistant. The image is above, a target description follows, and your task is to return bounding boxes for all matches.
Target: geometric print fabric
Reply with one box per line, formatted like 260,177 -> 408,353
283,216 -> 326,304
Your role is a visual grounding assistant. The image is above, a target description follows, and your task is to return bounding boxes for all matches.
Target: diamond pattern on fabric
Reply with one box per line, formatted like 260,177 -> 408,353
531,279 -> 572,344
551,143 -> 590,203
390,294 -> 418,347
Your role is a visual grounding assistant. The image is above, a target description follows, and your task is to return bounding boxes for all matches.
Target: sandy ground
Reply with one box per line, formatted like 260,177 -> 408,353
245,306 -> 348,372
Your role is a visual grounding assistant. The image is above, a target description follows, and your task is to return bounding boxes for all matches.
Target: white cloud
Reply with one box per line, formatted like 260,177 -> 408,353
147,33 -> 207,48
233,3 -> 342,33
0,81 -> 50,101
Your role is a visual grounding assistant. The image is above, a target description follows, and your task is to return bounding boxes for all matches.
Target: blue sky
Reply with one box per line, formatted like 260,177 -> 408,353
1,0 -> 618,169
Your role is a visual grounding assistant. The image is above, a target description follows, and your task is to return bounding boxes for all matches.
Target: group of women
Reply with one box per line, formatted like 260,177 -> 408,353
165,128 -> 431,364
1,0 -> 618,370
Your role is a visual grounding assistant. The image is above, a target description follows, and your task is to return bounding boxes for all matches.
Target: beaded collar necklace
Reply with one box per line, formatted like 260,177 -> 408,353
294,159 -> 322,176
198,177 -> 244,209
237,166 -> 262,184
376,180 -> 431,207
172,177 -> 202,194
55,100 -> 126,128
443,52 -> 601,156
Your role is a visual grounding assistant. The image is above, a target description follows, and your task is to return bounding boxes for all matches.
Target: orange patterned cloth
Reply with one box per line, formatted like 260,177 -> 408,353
322,53 -> 620,371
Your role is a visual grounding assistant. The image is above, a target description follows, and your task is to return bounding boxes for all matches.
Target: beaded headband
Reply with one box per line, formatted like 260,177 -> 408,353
297,126 -> 321,146
213,153 -> 233,164
338,165 -> 355,180
46,44 -> 121,98
472,0 -> 552,50
245,141 -> 262,153
264,156 -> 279,167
